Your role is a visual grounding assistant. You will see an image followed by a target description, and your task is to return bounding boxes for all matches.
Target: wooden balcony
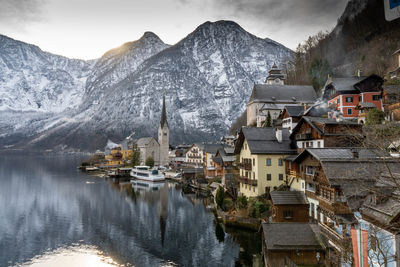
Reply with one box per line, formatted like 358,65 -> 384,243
238,176 -> 258,186
289,170 -> 299,177
318,196 -> 352,214
188,154 -> 202,159
295,133 -> 312,140
237,162 -> 252,171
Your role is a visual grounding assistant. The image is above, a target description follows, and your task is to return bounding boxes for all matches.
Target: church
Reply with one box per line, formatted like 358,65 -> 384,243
135,95 -> 170,166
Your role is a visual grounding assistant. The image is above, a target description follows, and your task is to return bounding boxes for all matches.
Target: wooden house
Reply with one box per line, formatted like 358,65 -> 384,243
262,223 -> 329,267
270,191 -> 309,223
279,105 -> 306,133
290,116 -> 363,152
383,85 -> 400,121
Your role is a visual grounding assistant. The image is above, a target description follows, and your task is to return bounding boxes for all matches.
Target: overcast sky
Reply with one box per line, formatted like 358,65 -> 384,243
0,0 -> 349,60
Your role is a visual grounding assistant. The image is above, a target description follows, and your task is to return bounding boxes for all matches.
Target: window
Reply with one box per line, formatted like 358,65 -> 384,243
267,174 -> 271,181
302,182 -> 305,189
346,97 -> 353,103
253,158 -> 255,166
278,158 -> 283,166
253,172 -> 255,179
347,108 -> 352,115
266,158 -> 271,166
373,95 -> 381,101
337,98 -> 340,104
279,174 -> 284,181
283,210 -> 293,219
317,141 -> 321,148
306,166 -> 315,175
359,96 -> 362,101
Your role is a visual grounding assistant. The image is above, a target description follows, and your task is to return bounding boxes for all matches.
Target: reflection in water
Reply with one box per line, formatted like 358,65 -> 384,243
0,154 -> 261,267
17,245 -> 121,267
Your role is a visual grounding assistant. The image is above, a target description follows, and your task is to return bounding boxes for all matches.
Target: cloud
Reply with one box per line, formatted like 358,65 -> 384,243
0,0 -> 46,30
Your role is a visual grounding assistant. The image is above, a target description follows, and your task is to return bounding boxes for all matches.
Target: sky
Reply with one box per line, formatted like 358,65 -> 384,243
0,0 -> 349,60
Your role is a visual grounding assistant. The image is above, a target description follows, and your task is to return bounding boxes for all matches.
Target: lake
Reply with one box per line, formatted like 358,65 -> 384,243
0,154 -> 262,267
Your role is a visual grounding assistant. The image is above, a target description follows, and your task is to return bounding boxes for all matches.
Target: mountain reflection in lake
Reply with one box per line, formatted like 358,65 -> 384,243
0,154 -> 261,267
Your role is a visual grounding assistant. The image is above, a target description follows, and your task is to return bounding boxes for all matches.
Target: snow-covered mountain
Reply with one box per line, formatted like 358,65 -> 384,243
0,20 -> 293,151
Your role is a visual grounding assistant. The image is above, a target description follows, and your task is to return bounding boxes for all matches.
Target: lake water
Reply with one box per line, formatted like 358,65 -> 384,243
0,154 -> 262,267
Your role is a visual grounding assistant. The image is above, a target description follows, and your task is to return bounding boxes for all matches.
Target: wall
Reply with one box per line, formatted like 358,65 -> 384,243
239,140 -> 258,197
256,154 -> 288,195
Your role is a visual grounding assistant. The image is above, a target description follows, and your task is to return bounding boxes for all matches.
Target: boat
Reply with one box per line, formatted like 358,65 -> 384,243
131,180 -> 165,191
130,166 -> 165,182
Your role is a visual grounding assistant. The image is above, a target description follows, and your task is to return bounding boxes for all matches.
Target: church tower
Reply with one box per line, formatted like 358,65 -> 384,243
158,94 -> 169,166
265,62 -> 286,85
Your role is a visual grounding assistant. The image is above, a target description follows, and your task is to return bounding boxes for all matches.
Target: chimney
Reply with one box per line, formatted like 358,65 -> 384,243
276,129 -> 282,143
351,148 -> 359,159
357,69 -> 363,77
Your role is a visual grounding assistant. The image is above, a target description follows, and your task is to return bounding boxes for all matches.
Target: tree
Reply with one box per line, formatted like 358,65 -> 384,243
131,144 -> 141,167
145,156 -> 155,168
366,108 -> 385,125
216,186 -> 225,209
308,58 -> 330,94
264,111 -> 272,127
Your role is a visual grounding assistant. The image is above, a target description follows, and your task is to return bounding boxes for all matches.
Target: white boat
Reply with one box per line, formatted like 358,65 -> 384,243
130,166 -> 165,182
131,180 -> 165,191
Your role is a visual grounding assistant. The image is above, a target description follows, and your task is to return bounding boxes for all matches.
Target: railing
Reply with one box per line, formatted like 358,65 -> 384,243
318,196 -> 352,214
295,133 -> 312,140
187,154 -> 202,159
237,162 -> 252,171
238,176 -> 257,186
289,170 -> 299,177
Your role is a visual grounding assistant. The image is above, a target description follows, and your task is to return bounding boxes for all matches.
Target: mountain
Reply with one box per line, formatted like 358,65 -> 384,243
0,20 -> 293,151
317,0 -> 400,76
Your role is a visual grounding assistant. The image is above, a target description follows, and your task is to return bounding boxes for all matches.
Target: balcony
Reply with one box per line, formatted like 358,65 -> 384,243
237,162 -> 252,171
238,176 -> 258,186
188,154 -> 202,159
289,170 -> 299,177
295,133 -> 312,140
317,196 -> 352,214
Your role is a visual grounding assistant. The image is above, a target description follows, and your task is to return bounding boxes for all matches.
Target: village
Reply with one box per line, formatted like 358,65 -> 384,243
79,49 -> 400,267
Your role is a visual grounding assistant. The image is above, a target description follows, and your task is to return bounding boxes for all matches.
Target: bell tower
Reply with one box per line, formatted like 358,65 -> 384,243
158,94 -> 169,166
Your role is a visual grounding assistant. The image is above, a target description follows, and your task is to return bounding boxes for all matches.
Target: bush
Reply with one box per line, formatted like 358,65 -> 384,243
366,108 -> 385,125
251,201 -> 269,218
237,195 -> 248,209
216,186 -> 225,209
145,156 -> 155,168
223,198 -> 234,211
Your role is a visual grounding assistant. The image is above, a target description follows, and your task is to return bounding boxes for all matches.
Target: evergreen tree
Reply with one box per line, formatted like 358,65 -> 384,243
131,144 -> 141,167
216,186 -> 225,209
145,156 -> 155,168
264,111 -> 272,127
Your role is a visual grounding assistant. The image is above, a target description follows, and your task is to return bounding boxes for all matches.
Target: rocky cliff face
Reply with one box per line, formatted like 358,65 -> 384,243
0,20 -> 293,151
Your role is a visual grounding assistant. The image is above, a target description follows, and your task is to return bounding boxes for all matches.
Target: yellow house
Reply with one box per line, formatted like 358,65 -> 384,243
104,146 -> 124,166
119,140 -> 133,161
234,127 -> 296,197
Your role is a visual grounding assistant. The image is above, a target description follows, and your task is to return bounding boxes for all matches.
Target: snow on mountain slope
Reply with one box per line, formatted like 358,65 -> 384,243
0,34 -> 92,113
23,20 -> 293,151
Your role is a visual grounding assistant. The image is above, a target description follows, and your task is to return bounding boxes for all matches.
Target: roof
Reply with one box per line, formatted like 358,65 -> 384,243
204,144 -> 226,154
262,223 -> 327,251
270,191 -> 309,205
327,77 -> 365,92
284,105 -> 305,117
160,95 -> 168,128
305,148 -> 383,161
248,84 -> 317,104
235,127 -> 296,155
290,116 -> 360,138
136,137 -> 158,147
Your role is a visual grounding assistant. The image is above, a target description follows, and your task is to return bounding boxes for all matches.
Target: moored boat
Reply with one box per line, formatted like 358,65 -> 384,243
130,166 -> 165,182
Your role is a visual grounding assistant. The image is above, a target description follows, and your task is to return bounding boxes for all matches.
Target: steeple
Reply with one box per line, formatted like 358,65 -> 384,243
160,94 -> 168,128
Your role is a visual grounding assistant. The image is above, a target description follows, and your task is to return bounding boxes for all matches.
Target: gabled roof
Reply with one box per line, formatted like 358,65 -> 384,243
248,84 -> 317,104
136,137 -> 159,147
290,116 -> 360,139
270,191 -> 309,205
283,105 -> 305,117
262,223 -> 328,251
234,127 -> 296,155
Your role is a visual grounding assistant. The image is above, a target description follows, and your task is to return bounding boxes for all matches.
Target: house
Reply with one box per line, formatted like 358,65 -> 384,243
383,85 -> 400,121
389,48 -> 400,79
270,191 -> 309,223
234,127 -> 296,197
290,116 -> 363,152
203,144 -> 227,178
287,148 -> 400,263
322,75 -> 384,120
359,177 -> 400,267
280,105 -> 306,133
262,223 -> 329,267
246,64 -> 316,127
185,143 -> 205,166
119,139 -> 133,162
221,135 -> 236,147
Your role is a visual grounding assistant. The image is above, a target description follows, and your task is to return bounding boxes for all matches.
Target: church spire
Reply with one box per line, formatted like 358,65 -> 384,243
160,94 -> 168,128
